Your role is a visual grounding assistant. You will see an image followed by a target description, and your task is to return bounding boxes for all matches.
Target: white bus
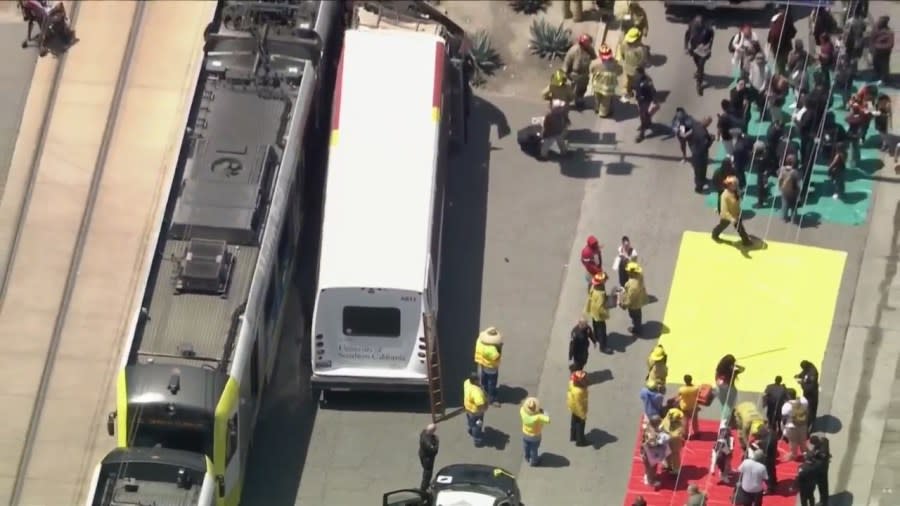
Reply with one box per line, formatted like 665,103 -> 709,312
310,2 -> 470,395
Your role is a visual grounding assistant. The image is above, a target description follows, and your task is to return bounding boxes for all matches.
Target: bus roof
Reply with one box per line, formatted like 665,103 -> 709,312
317,29 -> 445,293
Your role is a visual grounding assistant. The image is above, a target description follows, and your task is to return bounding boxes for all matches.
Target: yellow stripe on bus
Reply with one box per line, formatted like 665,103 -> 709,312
432,107 -> 440,123
330,129 -> 339,147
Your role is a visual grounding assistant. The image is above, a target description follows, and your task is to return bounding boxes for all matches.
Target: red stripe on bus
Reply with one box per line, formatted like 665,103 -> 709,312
432,41 -> 445,110
331,46 -> 346,132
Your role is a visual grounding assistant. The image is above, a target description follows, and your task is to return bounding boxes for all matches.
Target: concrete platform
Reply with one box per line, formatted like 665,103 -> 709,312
0,1 -> 214,504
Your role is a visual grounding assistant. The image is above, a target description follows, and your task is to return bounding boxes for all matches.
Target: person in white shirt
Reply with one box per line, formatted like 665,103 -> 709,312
729,24 -> 760,77
614,235 -> 639,289
781,388 -> 810,461
736,451 -> 768,506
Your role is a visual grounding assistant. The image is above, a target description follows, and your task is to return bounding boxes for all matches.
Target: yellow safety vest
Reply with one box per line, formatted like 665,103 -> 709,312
474,340 -> 501,370
464,379 -> 487,414
567,381 -> 588,419
520,407 -> 550,437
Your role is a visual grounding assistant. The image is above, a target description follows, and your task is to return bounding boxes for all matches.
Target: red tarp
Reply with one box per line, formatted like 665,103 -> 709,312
623,418 -> 801,506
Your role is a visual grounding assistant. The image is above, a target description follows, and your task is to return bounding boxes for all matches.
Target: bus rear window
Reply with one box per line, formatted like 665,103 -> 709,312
342,306 -> 401,338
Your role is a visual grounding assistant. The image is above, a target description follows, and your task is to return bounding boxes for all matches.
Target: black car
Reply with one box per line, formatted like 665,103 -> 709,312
383,464 -> 522,506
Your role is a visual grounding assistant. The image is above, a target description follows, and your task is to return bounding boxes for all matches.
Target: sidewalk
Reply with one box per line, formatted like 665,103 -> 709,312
827,83 -> 900,506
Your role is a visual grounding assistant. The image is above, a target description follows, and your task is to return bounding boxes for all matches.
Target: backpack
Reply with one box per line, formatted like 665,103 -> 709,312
792,400 -> 808,425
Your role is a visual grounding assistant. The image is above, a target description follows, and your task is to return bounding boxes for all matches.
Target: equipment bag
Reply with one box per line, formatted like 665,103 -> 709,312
698,384 -> 714,406
517,124 -> 543,157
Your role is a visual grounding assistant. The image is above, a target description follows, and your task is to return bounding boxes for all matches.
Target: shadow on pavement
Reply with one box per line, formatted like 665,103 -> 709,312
829,491 -> 854,506
538,452 -> 571,468
587,369 -> 613,385
586,428 -> 618,450
814,413 -> 843,434
483,426 -> 511,450
498,384 -> 528,405
438,95 -> 507,405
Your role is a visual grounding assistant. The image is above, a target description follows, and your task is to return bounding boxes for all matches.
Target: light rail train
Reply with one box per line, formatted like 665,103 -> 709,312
85,1 -> 342,505
309,1 -> 471,396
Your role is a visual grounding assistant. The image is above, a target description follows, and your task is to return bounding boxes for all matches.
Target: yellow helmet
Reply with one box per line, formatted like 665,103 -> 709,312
550,69 -> 567,87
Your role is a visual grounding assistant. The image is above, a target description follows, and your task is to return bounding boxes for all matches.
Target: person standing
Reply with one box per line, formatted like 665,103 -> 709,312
809,435 -> 831,505
796,452 -> 819,506
729,24 -> 760,77
678,374 -> 701,438
761,375 -> 788,433
634,66 -> 657,143
661,408 -> 686,474
646,344 -> 668,389
732,131 -> 753,189
584,273 -> 611,354
539,99 -> 571,160
767,8 -> 796,75
589,44 -> 620,118
473,327 -> 503,406
750,140 -> 771,209
735,451 -> 768,506
417,424 -> 439,491
615,236 -> 638,289
827,142 -> 846,200
684,14 -> 714,95
870,16 -> 895,84
782,388 -> 809,461
713,422 -> 734,484
641,416 -> 671,490
463,373 -> 488,447
671,107 -> 695,163
563,34 -> 597,109
712,158 -> 737,215
712,176 -> 752,246
617,27 -> 648,103
778,155 -> 801,223
688,117 -> 714,194
581,235 -> 604,288
620,261 -> 649,336
715,354 -> 745,422
520,397 -> 551,466
747,52 -> 772,121
569,317 -> 597,371
640,382 -> 665,419
758,426 -> 779,493
567,370 -> 589,446
795,360 -> 820,430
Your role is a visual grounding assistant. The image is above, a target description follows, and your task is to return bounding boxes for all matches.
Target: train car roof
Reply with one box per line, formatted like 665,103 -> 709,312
316,27 -> 444,293
92,447 -> 208,506
130,0 -> 323,371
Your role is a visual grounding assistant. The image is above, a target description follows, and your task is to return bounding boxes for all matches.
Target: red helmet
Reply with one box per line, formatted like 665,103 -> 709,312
578,34 -> 592,47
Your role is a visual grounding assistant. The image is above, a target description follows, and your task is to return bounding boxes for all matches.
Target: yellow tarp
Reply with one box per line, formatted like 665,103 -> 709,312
658,231 -> 846,394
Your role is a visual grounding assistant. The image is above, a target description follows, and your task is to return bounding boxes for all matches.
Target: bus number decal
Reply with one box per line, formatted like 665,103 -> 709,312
400,296 -> 416,302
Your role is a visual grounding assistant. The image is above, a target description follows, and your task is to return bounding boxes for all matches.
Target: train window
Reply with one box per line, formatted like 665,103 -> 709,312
250,339 -> 260,396
264,281 -> 277,333
226,414 -> 238,463
342,306 -> 401,338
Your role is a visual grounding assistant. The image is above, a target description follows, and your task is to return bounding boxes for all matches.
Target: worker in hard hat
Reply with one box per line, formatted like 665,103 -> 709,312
589,44 -> 621,118
619,261 -> 649,336
735,401 -> 767,457
567,370 -> 589,446
563,34 -> 597,109
474,327 -> 503,406
646,344 -> 668,389
660,408 -> 685,474
541,69 -> 575,106
584,272 -> 611,354
616,27 -> 648,103
463,373 -> 488,447
520,397 -> 551,466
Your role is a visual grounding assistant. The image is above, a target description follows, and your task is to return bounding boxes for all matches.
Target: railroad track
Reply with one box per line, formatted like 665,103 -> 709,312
0,2 -> 146,504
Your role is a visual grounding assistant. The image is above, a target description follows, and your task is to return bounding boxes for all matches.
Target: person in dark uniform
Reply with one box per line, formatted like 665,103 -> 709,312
762,375 -> 788,433
569,318 -> 596,372
418,424 -> 439,491
795,360 -> 820,430
809,435 -> 831,505
684,14 -> 715,95
796,452 -> 819,506
758,427 -> 779,493
689,117 -> 714,193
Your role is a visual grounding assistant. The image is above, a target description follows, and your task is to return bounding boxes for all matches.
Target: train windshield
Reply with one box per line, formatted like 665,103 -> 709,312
128,405 -> 214,457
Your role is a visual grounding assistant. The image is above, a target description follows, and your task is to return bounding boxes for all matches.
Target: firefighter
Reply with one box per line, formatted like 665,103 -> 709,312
463,373 -> 488,447
589,44 -> 620,118
473,327 -> 503,406
564,34 -> 597,109
619,261 -> 649,336
646,344 -> 668,389
541,69 -> 576,106
617,28 -> 647,103
584,272 -> 611,354
567,370 -> 589,446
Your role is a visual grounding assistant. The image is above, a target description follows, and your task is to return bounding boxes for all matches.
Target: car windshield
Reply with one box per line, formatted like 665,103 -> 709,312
439,483 -> 507,501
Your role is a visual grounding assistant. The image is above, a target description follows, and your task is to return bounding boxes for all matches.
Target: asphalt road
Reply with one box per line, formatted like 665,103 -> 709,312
240,3 -> 875,505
